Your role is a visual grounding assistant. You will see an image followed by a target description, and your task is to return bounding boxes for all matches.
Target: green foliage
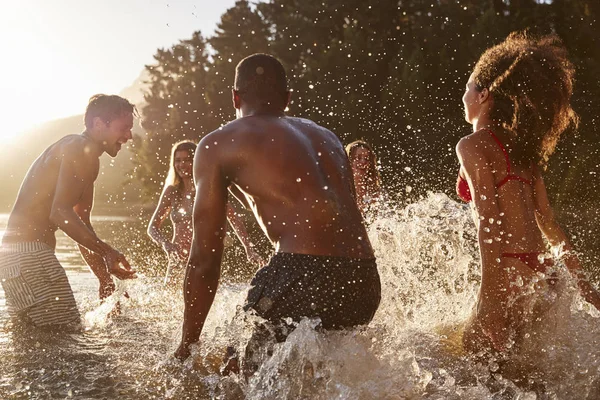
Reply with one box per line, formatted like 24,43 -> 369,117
135,0 -> 600,231
133,31 -> 214,198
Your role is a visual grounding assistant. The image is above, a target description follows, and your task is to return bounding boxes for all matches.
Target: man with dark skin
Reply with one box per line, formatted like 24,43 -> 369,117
0,94 -> 137,327
175,54 -> 380,365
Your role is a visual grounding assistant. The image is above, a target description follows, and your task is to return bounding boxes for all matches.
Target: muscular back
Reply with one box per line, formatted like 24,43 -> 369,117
3,135 -> 100,247
200,115 -> 373,259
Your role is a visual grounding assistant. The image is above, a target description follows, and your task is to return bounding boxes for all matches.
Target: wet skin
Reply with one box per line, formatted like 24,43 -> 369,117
350,147 -> 381,216
147,150 -> 265,277
3,112 -> 137,299
148,150 -> 196,261
458,74 -> 600,353
175,98 -> 374,359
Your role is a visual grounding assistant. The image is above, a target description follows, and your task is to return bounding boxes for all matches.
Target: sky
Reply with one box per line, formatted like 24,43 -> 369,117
0,0 -> 237,138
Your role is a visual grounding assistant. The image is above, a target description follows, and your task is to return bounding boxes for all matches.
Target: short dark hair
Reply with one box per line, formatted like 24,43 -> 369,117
234,54 -> 288,108
84,94 -> 137,129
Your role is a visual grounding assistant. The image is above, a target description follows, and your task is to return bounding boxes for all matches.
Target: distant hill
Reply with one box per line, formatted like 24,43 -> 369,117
0,72 -> 149,214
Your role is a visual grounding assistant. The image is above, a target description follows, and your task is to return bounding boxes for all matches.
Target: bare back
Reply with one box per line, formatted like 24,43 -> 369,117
198,115 -> 373,259
459,129 -> 546,255
3,135 -> 99,247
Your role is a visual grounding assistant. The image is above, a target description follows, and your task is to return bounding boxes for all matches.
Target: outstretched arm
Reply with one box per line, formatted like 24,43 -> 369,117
176,136 -> 229,360
73,186 -> 119,299
147,186 -> 182,258
533,168 -> 600,310
226,204 -> 266,266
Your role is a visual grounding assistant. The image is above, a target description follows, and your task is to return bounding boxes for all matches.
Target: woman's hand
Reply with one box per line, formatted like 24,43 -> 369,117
163,242 -> 182,261
246,247 -> 267,267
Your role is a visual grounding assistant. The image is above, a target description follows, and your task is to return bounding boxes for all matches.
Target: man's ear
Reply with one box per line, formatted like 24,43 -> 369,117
284,90 -> 292,109
232,89 -> 241,109
92,116 -> 107,130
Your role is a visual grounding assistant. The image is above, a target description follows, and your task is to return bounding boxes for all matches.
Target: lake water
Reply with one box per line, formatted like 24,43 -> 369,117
1,195 -> 600,399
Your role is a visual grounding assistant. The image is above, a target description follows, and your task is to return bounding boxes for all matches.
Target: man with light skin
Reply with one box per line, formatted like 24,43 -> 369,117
175,54 -> 381,372
0,94 -> 137,328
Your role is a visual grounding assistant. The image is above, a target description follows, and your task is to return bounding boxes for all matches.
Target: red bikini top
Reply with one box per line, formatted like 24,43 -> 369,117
456,129 -> 532,203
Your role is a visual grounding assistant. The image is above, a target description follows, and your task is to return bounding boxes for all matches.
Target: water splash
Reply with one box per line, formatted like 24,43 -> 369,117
2,194 -> 600,398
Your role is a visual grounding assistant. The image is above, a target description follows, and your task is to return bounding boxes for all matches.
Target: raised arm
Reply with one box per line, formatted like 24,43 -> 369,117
176,135 -> 229,360
533,167 -> 600,310
457,138 -> 509,350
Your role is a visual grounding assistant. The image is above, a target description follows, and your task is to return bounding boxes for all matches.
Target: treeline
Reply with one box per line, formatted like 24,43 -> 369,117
134,0 -> 600,264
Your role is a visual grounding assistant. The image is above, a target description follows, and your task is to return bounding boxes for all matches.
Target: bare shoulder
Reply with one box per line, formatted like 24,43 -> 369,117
456,130 -> 487,157
55,135 -> 101,178
456,130 -> 489,169
53,135 -> 99,162
287,116 -> 343,147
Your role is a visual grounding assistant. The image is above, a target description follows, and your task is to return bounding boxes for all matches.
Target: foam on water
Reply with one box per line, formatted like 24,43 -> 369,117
2,194 -> 600,398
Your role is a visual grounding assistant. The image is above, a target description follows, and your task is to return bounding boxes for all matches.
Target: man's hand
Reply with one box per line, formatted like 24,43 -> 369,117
99,278 -> 116,300
578,280 -> 600,311
174,341 -> 192,361
104,248 -> 137,280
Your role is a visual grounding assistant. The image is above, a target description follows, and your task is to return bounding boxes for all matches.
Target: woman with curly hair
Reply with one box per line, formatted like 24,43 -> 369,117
456,32 -> 600,354
346,140 -> 383,220
148,140 -> 264,286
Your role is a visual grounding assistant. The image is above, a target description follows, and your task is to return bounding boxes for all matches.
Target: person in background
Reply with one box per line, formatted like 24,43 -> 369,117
147,140 -> 263,286
456,32 -> 600,354
346,140 -> 383,220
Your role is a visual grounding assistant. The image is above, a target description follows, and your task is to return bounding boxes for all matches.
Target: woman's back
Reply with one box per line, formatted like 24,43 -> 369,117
482,130 -> 545,253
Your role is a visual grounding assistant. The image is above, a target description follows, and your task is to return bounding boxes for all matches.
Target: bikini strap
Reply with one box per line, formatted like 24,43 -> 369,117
487,129 -> 511,175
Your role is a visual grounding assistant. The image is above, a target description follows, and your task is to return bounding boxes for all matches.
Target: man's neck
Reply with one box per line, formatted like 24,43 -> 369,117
80,130 -> 104,157
239,104 -> 285,118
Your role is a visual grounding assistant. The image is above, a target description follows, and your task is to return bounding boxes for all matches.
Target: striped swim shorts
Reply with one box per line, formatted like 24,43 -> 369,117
0,242 -> 80,327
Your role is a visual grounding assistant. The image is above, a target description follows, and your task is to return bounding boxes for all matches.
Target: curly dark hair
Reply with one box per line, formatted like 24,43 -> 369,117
472,31 -> 578,166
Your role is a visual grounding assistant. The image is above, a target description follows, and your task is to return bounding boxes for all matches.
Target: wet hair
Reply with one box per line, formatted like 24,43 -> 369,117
84,94 -> 137,130
346,140 -> 382,193
164,140 -> 197,195
472,31 -> 578,166
234,54 -> 288,108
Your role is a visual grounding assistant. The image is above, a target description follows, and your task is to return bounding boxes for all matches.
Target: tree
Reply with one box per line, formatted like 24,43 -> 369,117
133,32 -> 215,198
207,0 -> 271,123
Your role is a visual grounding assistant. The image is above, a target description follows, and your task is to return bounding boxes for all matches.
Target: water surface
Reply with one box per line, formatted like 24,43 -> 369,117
1,198 -> 600,399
